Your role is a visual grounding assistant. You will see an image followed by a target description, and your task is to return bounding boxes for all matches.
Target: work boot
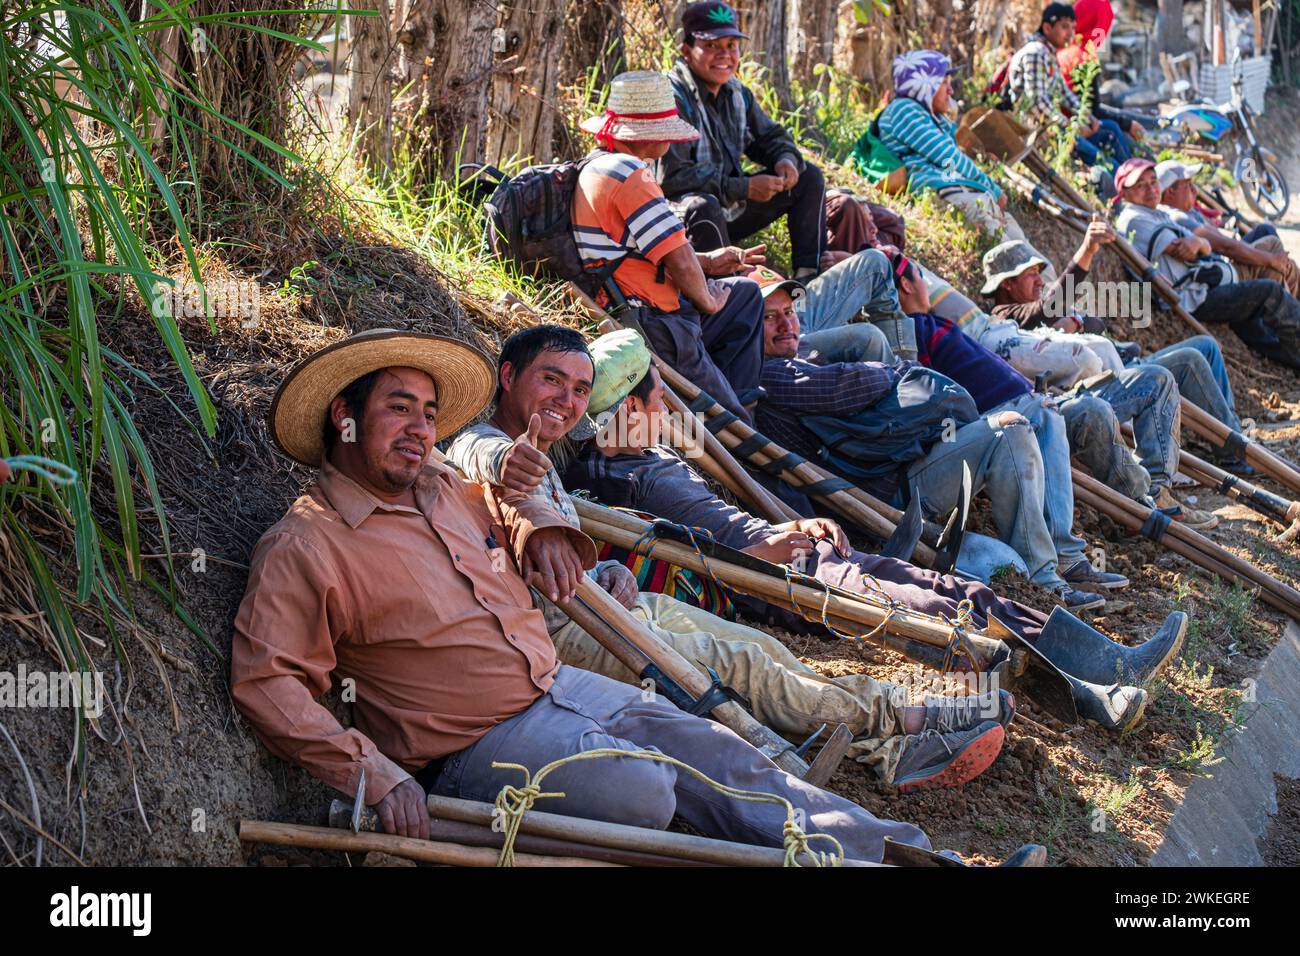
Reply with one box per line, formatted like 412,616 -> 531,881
1068,675 -> 1147,732
1151,485 -> 1220,531
921,689 -> 1017,732
1034,606 -> 1187,686
1061,557 -> 1130,590
892,721 -> 1005,793
1052,584 -> 1106,612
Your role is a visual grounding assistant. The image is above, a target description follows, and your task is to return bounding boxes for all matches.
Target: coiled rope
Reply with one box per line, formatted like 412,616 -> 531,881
490,747 -> 844,867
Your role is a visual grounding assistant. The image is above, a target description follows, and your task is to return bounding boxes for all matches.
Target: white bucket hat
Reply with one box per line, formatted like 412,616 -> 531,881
580,71 -> 701,143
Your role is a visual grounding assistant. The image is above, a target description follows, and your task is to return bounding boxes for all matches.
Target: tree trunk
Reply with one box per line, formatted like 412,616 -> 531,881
790,0 -> 839,93
559,0 -> 625,90
486,0 -> 567,166
737,0 -> 793,110
393,0 -> 496,181
1157,0 -> 1191,56
347,1 -> 395,173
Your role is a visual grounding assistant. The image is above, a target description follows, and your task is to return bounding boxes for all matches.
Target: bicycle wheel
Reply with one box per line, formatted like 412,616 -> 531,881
1240,156 -> 1290,221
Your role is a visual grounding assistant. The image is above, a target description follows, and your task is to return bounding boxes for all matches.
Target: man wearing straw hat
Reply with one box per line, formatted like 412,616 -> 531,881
448,323 -> 1016,792
577,69 -> 766,426
230,328 -> 934,857
659,2 -> 826,281
565,329 -> 1186,733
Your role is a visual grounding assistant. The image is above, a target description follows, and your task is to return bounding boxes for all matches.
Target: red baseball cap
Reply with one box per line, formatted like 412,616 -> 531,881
1114,158 -> 1155,192
743,265 -> 805,301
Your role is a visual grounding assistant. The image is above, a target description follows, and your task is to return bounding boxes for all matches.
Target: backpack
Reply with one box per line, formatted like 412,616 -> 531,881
987,52 -> 1014,110
800,365 -> 979,487
481,156 -> 621,298
850,108 -> 907,194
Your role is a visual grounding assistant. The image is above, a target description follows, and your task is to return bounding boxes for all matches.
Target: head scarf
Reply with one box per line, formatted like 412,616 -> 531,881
892,50 -> 951,112
1073,0 -> 1115,48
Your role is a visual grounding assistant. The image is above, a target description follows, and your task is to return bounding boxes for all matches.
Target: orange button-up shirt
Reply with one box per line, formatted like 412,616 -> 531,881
230,460 -> 596,804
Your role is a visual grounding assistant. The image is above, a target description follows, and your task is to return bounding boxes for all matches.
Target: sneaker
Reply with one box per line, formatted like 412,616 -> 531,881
1152,486 -> 1219,531
892,721 -> 1006,793
1061,558 -> 1130,590
921,689 -> 1017,733
1052,584 -> 1106,612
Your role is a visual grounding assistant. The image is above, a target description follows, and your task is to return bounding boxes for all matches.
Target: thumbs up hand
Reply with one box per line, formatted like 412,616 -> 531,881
499,413 -> 552,494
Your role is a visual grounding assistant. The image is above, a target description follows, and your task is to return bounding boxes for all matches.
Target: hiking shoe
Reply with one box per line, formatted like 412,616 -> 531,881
921,689 -> 1017,733
1151,486 -> 1219,531
1061,558 -> 1130,590
1052,584 -> 1106,613
892,721 -> 1005,793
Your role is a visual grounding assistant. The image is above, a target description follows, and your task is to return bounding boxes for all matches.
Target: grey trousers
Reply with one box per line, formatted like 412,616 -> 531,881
429,665 -> 930,861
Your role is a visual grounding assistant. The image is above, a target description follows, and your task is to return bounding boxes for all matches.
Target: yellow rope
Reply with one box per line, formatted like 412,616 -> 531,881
489,747 -> 844,868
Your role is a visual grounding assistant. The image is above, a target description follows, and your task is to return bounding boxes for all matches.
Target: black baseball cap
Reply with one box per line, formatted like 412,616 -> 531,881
1041,2 -> 1077,25
682,2 -> 749,42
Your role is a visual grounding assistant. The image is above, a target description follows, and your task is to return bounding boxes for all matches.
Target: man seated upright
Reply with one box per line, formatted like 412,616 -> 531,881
230,328 -> 932,859
659,2 -> 826,281
577,69 -> 765,423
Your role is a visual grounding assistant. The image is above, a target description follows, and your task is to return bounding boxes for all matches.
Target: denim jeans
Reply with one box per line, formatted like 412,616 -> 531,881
1057,392 -> 1151,501
1140,335 -> 1241,432
1192,278 -> 1300,371
905,412 -> 1066,590
1074,118 -> 1130,170
429,665 -> 929,861
989,392 -> 1088,571
1086,363 -> 1180,490
799,323 -> 893,366
799,247 -> 901,335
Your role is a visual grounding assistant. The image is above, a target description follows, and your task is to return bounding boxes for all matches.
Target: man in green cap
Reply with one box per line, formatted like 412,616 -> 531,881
447,323 -> 1020,791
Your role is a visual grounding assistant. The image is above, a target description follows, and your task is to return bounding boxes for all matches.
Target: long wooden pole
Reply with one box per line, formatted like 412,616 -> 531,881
424,795 -> 879,867
238,820 -> 620,867
1120,421 -> 1300,526
1179,398 -> 1300,495
326,801 -> 715,866
573,498 -> 1006,663
1071,467 -> 1300,618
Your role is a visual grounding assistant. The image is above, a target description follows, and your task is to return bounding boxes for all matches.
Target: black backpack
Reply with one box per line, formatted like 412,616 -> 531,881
478,156 -> 622,298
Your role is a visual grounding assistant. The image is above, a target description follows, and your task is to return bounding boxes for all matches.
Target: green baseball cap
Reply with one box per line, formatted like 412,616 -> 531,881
570,328 -> 652,441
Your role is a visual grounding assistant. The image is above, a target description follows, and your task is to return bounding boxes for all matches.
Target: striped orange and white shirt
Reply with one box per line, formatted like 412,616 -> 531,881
572,150 -> 690,312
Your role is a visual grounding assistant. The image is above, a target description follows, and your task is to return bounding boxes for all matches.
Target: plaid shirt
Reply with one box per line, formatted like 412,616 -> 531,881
1008,32 -> 1079,125
756,349 -> 901,460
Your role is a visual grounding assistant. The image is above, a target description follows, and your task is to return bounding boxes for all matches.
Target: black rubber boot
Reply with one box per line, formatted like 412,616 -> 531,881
1068,674 -> 1147,732
1033,607 -> 1187,686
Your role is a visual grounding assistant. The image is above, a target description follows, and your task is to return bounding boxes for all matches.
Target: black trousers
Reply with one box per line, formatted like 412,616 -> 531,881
1194,278 -> 1300,371
671,162 -> 826,272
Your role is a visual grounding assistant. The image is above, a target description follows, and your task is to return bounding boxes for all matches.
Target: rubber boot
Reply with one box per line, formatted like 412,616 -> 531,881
1068,674 -> 1147,732
1033,607 -> 1186,686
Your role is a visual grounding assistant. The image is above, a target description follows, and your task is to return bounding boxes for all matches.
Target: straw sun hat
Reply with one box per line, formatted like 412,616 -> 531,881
270,328 -> 495,467
580,71 -> 701,143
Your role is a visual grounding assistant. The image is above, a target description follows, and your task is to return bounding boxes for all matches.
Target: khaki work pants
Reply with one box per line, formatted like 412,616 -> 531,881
549,591 -> 911,780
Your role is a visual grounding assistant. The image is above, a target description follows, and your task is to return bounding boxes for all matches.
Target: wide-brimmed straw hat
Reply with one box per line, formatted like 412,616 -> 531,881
580,71 -> 701,143
270,328 -> 495,467
980,240 -> 1051,295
